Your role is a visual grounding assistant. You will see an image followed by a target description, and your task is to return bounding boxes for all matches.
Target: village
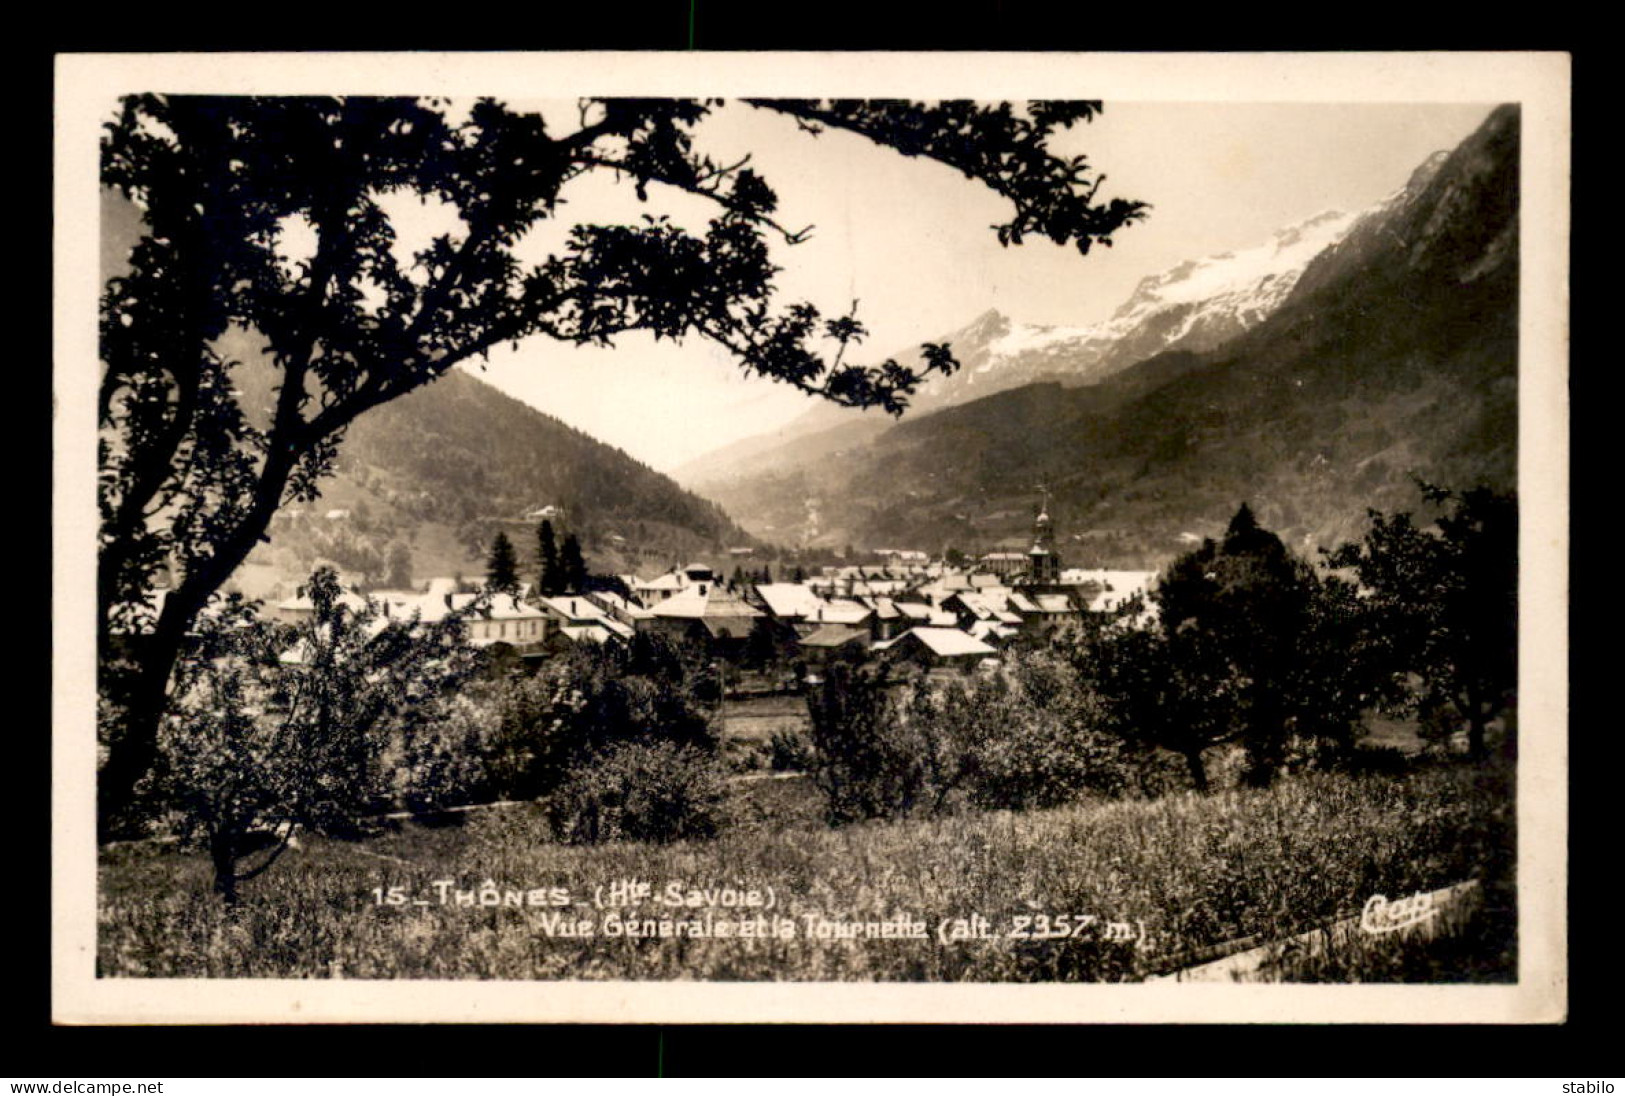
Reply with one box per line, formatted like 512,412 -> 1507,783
265,500 -> 1158,684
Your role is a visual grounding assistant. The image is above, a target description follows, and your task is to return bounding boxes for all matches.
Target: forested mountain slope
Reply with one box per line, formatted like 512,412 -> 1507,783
695,106 -> 1520,567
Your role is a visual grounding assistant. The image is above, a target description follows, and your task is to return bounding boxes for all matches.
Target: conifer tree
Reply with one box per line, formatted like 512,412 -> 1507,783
559,533 -> 588,595
536,519 -> 561,597
486,531 -> 520,595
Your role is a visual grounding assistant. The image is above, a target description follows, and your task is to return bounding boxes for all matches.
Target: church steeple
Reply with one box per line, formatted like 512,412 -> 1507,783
1026,484 -> 1061,585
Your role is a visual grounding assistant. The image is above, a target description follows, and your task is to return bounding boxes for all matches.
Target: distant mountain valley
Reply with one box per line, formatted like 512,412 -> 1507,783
676,107 -> 1519,569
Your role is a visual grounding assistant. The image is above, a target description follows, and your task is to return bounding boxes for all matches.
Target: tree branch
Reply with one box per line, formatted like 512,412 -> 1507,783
571,153 -> 809,244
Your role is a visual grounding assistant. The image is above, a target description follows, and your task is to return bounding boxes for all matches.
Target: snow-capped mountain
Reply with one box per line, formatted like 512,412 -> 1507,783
685,105 -> 1518,562
675,145 -> 1457,493
913,206 -> 1365,413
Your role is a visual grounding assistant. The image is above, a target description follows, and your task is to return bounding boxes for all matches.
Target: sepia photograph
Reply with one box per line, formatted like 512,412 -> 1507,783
52,51 -> 1570,1024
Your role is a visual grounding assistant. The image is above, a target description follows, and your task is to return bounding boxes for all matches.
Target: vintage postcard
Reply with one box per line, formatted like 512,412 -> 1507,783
54,51 -> 1570,1023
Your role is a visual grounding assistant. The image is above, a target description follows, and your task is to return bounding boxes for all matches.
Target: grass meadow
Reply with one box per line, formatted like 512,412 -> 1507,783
98,758 -> 1515,982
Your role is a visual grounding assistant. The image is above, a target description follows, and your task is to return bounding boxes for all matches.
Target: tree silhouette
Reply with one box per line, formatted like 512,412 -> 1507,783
535,519 -> 562,597
96,94 -> 1147,832
1327,484 -> 1517,759
559,533 -> 588,594
1152,504 -> 1367,787
485,531 -> 520,594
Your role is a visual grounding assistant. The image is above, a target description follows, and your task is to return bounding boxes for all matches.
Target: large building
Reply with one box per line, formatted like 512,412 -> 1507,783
644,581 -> 765,654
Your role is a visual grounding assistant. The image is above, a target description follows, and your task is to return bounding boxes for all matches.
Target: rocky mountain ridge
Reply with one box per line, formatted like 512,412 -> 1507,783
684,106 -> 1520,566
676,156 -> 1449,492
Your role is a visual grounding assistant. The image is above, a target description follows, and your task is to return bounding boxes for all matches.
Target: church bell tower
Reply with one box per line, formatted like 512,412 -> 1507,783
1026,486 -> 1061,586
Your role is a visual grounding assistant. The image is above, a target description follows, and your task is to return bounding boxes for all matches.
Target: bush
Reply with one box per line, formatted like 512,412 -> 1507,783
884,651 -> 1138,814
961,650 -> 1136,810
805,663 -> 933,824
768,727 -> 813,772
545,741 -> 728,845
723,736 -> 773,774
486,635 -> 721,802
804,651 -> 1143,825
392,691 -> 503,811
1338,744 -> 1414,776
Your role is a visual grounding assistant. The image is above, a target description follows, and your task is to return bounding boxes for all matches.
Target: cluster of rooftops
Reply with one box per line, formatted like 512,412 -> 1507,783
268,555 -> 1157,672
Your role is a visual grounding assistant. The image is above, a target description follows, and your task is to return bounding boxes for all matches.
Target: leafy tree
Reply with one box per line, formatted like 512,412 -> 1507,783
1326,484 -> 1517,759
157,567 -> 478,902
805,662 -> 923,824
955,649 -> 1132,810
559,533 -> 588,594
489,632 -> 719,803
97,94 -> 1146,830
485,531 -> 520,594
1152,504 -> 1368,787
536,519 -> 561,597
1068,600 -> 1235,793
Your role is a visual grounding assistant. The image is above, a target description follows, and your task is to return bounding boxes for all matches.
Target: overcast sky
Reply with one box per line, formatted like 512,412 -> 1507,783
456,100 -> 1496,474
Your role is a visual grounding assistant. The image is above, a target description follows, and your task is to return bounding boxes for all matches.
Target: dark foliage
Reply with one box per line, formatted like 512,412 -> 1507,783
1326,483 -> 1518,759
545,741 -> 728,845
559,533 -> 588,595
1150,504 -> 1371,787
486,632 -> 720,805
98,95 -> 1144,830
804,662 -> 926,824
485,531 -> 520,594
536,519 -> 561,597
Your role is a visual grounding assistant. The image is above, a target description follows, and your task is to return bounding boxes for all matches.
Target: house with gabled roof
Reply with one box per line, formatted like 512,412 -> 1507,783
977,550 -> 1029,578
940,590 -> 1024,633
537,595 -> 635,645
645,581 -> 764,654
968,619 -> 1021,647
795,598 -> 874,642
799,623 -> 871,665
632,570 -> 688,605
873,626 -> 997,672
584,588 -> 654,631
864,597 -> 908,641
464,592 -> 552,650
754,582 -> 827,624
894,600 -> 959,629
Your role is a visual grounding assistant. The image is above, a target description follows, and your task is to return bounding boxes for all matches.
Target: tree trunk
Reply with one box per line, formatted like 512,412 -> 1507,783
1184,748 -> 1210,793
1242,694 -> 1287,788
1455,679 -> 1490,761
100,445 -> 302,839
1466,699 -> 1489,761
209,831 -> 240,907
98,605 -> 194,839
